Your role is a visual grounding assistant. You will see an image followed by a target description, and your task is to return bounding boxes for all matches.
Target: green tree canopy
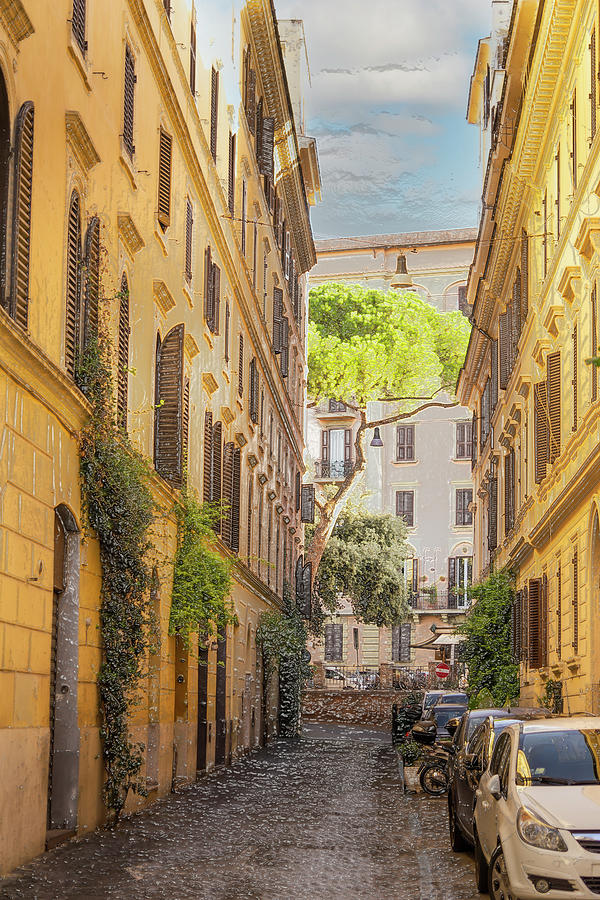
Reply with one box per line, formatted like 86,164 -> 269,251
308,282 -> 471,405
458,569 -> 519,707
314,511 -> 411,626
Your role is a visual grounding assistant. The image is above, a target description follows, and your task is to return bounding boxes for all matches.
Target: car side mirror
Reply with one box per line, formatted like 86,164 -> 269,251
488,773 -> 502,800
445,717 -> 460,736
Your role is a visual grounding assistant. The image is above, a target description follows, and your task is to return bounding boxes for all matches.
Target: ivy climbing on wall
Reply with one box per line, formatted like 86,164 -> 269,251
169,490 -> 235,643
257,583 -> 311,738
78,332 -> 155,822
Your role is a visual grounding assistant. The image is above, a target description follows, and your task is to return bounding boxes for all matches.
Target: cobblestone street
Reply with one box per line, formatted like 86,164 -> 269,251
0,724 -> 479,900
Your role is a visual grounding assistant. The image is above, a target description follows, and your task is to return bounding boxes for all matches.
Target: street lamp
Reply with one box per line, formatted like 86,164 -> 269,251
370,426 -> 383,447
390,252 -> 413,290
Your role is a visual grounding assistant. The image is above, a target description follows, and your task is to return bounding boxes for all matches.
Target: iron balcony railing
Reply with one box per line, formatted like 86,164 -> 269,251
407,590 -> 470,612
314,459 -> 355,480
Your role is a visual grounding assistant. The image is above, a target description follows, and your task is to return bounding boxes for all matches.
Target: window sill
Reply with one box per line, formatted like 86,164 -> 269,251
453,456 -> 471,463
154,220 -> 169,256
67,33 -> 91,92
119,141 -> 138,190
392,458 -> 418,465
183,282 -> 193,309
453,524 -> 473,531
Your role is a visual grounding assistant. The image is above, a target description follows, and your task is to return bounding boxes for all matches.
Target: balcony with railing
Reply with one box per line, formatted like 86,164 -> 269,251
314,459 -> 356,480
407,590 -> 470,613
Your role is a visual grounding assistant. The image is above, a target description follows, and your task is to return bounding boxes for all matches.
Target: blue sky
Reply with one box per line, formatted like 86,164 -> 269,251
275,0 -> 493,239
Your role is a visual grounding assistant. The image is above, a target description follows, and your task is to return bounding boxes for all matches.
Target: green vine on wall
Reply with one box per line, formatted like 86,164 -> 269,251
169,491 -> 235,643
257,583 -> 311,738
78,334 -> 155,822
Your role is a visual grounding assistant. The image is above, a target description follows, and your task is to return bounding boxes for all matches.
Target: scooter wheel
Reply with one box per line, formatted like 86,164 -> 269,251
420,763 -> 449,795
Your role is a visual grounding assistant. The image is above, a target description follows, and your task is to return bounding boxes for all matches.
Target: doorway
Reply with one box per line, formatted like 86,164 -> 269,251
196,639 -> 208,773
47,506 -> 80,847
215,628 -> 227,766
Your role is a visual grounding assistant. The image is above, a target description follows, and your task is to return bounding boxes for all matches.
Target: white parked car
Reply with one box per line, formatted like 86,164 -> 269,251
473,716 -> 600,899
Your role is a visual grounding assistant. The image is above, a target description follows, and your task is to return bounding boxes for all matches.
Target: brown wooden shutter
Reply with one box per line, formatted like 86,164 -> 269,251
592,28 -> 597,140
245,63 -> 256,133
499,312 -> 509,390
204,245 -> 214,327
488,476 -> 498,551
344,429 -> 352,464
528,577 -> 542,668
511,273 -> 521,365
123,45 -> 135,158
154,323 -> 184,486
556,146 -> 561,239
238,333 -> 244,396
72,0 -> 86,54
82,216 -> 100,358
212,262 -> 220,334
592,285 -> 598,402
249,357 -> 259,423
321,428 -> 328,464
228,132 -> 235,217
391,625 -> 400,662
400,622 -> 411,662
573,549 -> 579,654
520,584 -> 528,663
543,190 -> 548,276
189,17 -> 196,95
259,116 -> 275,179
273,287 -> 283,352
295,470 -> 301,512
541,573 -> 549,667
117,272 -> 130,430
520,230 -> 529,322
511,593 -> 521,662
571,90 -> 577,189
547,351 -> 561,463
280,316 -> 289,376
64,191 -> 81,378
241,179 -> 246,255
210,67 -> 219,161
556,563 -> 562,660
163,0 -> 171,19
325,624 -> 343,661
491,338 -> 499,412
182,377 -> 190,474
10,102 -> 34,330
301,484 -> 315,523
471,411 -> 478,469
231,448 -> 241,552
158,129 -> 172,229
212,420 -> 222,507
185,198 -> 193,283
573,326 -> 578,431
224,300 -> 230,363
412,558 -> 419,595
222,441 -> 234,546
203,411 -> 213,504
534,381 -> 548,483
448,557 -> 457,594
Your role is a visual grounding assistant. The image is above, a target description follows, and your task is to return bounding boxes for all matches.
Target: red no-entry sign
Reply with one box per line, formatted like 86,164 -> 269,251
435,662 -> 451,679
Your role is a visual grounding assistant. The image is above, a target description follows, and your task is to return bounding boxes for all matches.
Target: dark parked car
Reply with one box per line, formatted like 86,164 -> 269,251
422,690 -> 467,712
432,692 -> 469,707
412,702 -> 468,742
447,708 -> 553,851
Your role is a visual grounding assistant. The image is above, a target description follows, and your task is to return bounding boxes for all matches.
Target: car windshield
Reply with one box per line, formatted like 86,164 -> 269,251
438,693 -> 468,705
517,729 -> 600,786
466,713 -> 489,738
424,693 -> 442,710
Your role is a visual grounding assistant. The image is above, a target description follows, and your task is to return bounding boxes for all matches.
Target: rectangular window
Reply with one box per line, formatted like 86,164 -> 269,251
455,422 -> 473,459
157,129 -> 172,231
185,198 -> 193,283
448,556 -> 472,607
391,623 -> 412,663
210,67 -> 219,161
189,17 -> 196,95
228,132 -> 235,217
457,284 -> 469,316
456,488 -> 473,526
395,425 -> 415,461
395,490 -> 414,527
72,0 -> 86,54
324,623 -> 343,662
241,180 -> 247,256
123,45 -> 136,158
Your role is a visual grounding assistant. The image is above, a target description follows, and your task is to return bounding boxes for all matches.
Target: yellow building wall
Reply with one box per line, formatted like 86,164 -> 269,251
460,0 -> 600,715
0,0 -> 312,875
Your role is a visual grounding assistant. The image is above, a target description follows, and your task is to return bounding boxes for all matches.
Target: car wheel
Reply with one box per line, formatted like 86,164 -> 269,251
488,844 -> 516,900
448,795 -> 468,852
473,828 -> 489,894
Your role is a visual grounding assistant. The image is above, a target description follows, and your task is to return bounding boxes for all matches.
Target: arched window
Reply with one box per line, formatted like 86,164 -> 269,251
154,324 -> 185,486
64,191 -> 81,378
10,101 -> 35,330
117,272 -> 130,429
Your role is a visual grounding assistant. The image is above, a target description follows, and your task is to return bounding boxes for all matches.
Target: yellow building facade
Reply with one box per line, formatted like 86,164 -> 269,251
459,0 -> 600,714
0,0 -> 318,874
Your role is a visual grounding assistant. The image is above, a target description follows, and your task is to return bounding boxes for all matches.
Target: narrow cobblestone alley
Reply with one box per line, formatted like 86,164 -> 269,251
0,725 -> 479,900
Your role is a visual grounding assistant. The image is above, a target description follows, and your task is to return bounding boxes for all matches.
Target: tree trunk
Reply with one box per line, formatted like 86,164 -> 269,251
305,400 -> 458,578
